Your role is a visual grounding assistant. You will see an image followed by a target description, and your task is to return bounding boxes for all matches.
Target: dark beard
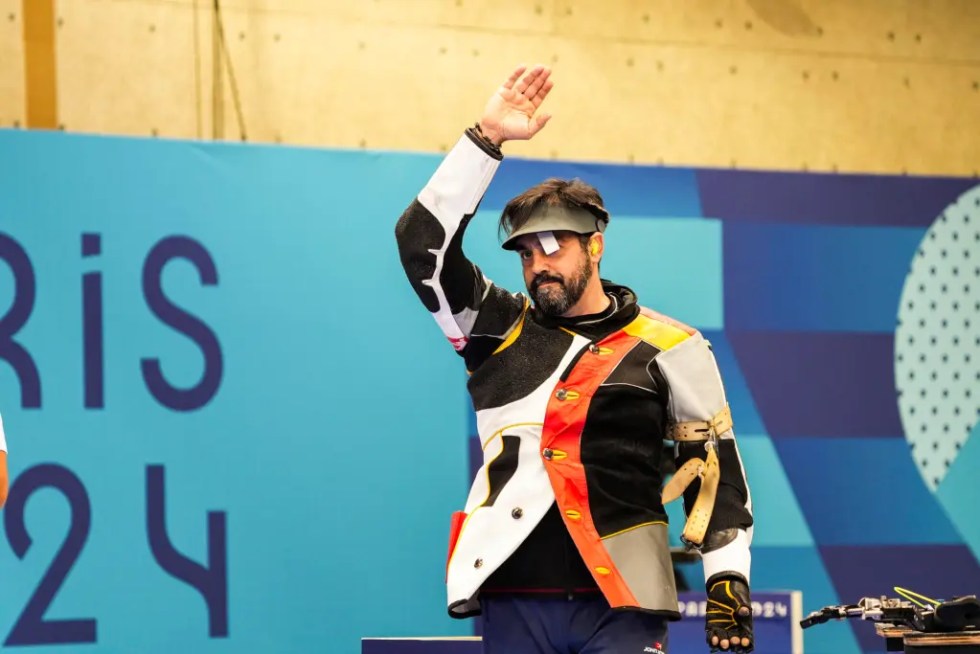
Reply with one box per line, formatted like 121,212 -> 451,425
530,256 -> 593,317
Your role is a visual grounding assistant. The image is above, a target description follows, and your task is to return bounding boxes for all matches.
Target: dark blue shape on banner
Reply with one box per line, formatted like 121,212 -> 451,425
146,465 -> 228,637
82,233 -> 105,409
723,223 -> 923,332
0,232 -> 41,408
727,331 -> 903,438
697,169 -> 975,227
141,236 -> 223,411
3,464 -> 97,645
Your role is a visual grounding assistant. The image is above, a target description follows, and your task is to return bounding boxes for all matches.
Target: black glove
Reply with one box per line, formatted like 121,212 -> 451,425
705,573 -> 754,653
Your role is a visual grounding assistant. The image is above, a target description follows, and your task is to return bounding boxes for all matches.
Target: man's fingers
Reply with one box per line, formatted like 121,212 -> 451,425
523,67 -> 551,99
531,79 -> 554,108
502,65 -> 527,90
516,64 -> 545,94
710,631 -> 753,652
528,113 -> 551,136
737,606 -> 752,617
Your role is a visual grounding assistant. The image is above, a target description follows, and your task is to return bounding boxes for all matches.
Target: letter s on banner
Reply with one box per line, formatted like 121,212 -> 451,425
140,236 -> 223,411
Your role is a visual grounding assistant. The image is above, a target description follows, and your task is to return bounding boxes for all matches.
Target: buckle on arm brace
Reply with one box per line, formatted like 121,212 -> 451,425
660,405 -> 733,550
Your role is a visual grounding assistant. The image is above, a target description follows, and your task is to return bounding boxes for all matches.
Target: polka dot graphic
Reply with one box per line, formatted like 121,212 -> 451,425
896,184 -> 980,491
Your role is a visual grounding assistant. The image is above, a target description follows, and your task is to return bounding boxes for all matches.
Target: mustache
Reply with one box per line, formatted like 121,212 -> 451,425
531,273 -> 564,293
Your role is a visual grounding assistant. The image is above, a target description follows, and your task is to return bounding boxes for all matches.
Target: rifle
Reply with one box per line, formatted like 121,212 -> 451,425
801,588 -> 979,634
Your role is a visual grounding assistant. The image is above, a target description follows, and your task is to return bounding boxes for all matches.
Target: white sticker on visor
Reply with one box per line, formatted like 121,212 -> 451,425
538,231 -> 560,255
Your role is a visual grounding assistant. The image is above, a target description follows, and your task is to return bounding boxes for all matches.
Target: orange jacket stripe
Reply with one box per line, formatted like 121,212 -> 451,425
541,328 -> 643,607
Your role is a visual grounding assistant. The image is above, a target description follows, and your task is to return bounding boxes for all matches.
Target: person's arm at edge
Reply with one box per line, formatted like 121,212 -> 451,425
0,414 -> 7,509
0,451 -> 7,509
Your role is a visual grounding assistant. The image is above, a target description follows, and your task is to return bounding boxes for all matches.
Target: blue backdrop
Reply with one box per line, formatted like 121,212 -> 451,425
0,130 -> 977,654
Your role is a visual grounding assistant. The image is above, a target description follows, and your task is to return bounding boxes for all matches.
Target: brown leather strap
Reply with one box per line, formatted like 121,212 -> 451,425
661,406 -> 732,547
680,443 -> 720,546
661,442 -> 724,547
661,458 -> 702,505
668,404 -> 733,442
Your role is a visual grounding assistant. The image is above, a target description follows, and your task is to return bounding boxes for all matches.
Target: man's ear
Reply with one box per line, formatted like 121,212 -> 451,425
588,234 -> 604,259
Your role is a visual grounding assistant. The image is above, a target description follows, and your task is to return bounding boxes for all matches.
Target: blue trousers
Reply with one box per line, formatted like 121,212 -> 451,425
479,595 -> 669,654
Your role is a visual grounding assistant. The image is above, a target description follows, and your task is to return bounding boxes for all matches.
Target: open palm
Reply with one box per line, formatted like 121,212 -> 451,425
479,65 -> 554,145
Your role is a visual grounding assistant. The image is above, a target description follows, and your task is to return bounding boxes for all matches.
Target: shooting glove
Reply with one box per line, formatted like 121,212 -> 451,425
706,573 -> 754,653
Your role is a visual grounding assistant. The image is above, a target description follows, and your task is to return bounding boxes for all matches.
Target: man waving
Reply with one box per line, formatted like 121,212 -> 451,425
395,64 -> 755,654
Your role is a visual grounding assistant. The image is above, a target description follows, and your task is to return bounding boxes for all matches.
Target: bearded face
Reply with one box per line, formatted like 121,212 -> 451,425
527,242 -> 593,317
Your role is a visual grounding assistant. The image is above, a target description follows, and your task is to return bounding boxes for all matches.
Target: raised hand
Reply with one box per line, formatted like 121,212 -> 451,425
478,64 -> 554,146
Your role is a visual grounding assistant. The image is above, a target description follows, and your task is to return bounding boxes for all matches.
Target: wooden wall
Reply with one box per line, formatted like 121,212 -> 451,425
1,0 -> 978,174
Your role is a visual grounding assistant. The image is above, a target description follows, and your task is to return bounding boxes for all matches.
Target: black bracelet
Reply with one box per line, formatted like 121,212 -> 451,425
471,122 -> 502,155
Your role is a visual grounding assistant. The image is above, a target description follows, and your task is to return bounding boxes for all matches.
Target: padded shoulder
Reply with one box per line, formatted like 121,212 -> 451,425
638,306 -> 697,336
623,308 -> 697,352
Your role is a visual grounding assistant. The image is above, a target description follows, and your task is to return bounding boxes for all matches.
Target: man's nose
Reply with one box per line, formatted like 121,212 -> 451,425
529,250 -> 551,273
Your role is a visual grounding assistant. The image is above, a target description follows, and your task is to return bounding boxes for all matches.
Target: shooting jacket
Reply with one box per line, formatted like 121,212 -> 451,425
395,129 -> 754,618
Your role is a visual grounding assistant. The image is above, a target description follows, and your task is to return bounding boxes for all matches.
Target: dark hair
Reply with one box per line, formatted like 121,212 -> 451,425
498,178 -> 608,242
